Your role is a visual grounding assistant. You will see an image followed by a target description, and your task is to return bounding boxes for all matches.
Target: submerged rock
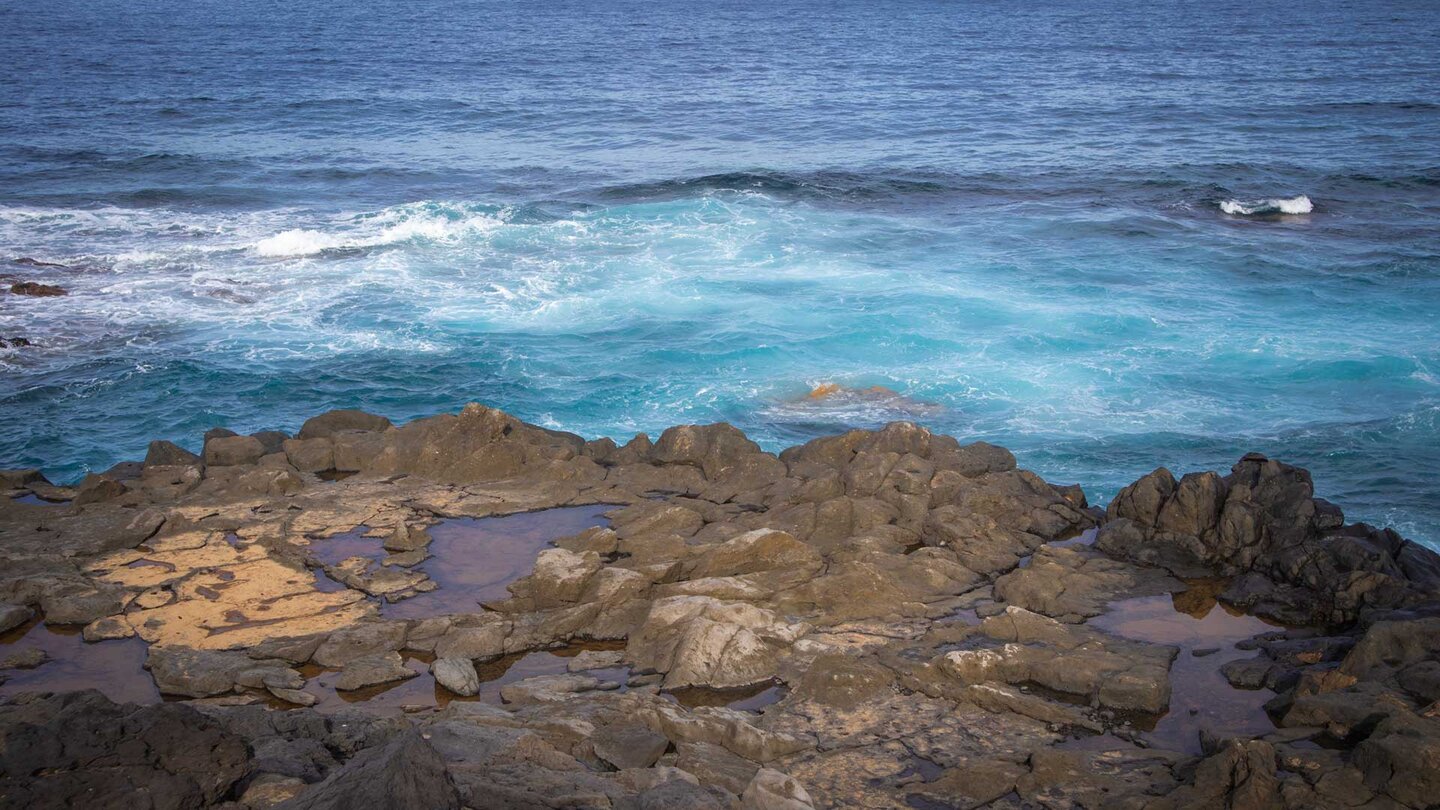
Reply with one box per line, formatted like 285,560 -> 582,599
334,652 -> 417,691
8,281 -> 67,297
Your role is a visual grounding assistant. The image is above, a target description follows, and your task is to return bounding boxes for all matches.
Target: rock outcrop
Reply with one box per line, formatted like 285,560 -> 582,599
1,404 -> 1437,809
1098,453 -> 1439,624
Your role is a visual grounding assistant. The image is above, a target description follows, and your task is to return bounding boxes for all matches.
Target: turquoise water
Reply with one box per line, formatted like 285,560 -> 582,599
2,0 -> 1438,546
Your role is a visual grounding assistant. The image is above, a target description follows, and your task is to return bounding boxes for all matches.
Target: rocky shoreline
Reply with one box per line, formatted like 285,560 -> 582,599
1,403 -> 1436,809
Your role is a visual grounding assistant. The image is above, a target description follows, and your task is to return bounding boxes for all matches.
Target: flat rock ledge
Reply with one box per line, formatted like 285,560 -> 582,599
1,403 -> 1437,809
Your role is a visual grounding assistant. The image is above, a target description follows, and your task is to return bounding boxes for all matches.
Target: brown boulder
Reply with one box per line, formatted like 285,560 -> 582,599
297,408 -> 393,439
203,434 -> 266,467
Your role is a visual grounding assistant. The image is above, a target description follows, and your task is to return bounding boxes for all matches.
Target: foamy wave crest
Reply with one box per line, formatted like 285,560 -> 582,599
253,203 -> 505,257
254,229 -> 344,256
1219,195 -> 1314,216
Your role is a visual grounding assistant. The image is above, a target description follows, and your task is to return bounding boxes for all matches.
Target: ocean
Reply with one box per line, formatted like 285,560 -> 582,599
2,0 -> 1438,547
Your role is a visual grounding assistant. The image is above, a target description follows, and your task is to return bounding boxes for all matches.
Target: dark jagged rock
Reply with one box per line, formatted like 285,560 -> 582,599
1161,738 -> 1281,810
145,439 -> 202,468
1098,453 -> 1440,625
0,691 -> 248,808
361,403 -> 587,483
1352,712 -> 1440,808
277,728 -> 459,809
0,469 -> 46,489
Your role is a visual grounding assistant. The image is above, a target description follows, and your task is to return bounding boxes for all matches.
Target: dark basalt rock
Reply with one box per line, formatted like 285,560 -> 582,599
277,728 -> 460,810
0,691 -> 249,808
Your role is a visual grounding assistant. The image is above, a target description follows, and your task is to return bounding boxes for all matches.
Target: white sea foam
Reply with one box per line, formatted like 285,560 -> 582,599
253,206 -> 504,257
1218,195 -> 1314,216
253,228 -> 345,257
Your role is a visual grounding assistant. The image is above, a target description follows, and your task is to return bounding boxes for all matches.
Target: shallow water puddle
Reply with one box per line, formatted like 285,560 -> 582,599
937,606 -> 982,625
309,504 -> 613,618
1046,527 -> 1098,549
1014,527 -> 1097,570
895,752 -> 945,783
666,680 -> 789,712
0,618 -> 158,704
293,641 -> 629,713
1089,581 -> 1280,754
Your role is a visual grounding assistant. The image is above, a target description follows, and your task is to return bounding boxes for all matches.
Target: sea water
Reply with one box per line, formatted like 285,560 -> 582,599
2,0 -> 1438,547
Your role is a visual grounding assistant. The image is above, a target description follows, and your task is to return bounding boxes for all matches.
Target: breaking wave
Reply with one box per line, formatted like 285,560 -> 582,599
1218,195 -> 1314,216
253,204 -> 505,257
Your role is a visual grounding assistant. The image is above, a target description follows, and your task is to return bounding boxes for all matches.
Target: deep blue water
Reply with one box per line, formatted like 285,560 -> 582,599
2,0 -> 1438,547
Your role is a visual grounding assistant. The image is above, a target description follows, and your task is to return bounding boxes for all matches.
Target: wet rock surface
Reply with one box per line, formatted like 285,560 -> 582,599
1,403 -> 1437,808
7,281 -> 68,297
